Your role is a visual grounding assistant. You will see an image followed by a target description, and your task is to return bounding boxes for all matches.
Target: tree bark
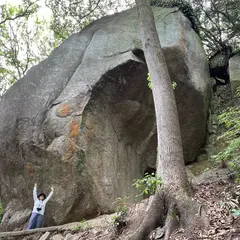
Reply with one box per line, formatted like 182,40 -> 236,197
136,0 -> 188,194
129,0 -> 201,239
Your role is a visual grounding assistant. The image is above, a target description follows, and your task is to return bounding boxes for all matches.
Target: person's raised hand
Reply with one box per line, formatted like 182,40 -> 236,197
34,183 -> 37,188
51,187 -> 54,192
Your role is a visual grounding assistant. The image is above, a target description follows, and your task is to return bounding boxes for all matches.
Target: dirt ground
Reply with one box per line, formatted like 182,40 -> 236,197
168,182 -> 240,240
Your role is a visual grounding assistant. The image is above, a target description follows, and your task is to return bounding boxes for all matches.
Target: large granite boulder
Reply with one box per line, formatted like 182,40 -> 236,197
0,7 -> 211,227
229,54 -> 240,94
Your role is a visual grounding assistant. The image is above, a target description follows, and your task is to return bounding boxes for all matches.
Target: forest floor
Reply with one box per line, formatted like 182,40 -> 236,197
121,167 -> 240,240
170,180 -> 240,240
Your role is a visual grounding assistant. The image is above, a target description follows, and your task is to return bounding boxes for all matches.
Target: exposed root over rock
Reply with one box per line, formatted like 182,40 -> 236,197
127,189 -> 207,240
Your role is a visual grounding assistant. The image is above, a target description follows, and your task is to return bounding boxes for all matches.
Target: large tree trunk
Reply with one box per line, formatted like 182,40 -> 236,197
129,1 -> 202,239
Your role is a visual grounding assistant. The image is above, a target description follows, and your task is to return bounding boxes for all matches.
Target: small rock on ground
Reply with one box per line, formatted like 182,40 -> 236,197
50,234 -> 64,240
39,232 -> 51,240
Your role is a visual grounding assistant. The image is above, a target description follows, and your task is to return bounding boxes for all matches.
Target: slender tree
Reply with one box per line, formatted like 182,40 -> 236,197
130,0 -> 204,239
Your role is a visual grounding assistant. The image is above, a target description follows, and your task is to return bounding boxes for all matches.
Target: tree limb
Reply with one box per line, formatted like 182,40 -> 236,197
0,1 -> 37,25
210,0 -> 236,27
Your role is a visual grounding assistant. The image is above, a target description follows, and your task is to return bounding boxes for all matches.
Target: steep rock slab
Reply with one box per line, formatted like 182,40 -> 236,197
229,55 -> 240,94
0,7 -> 210,227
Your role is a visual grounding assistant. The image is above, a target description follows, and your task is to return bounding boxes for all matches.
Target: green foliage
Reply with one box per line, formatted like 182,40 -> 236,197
212,87 -> 240,181
236,87 -> 240,98
0,2 -> 56,94
0,0 -> 134,95
133,173 -> 162,196
230,208 -> 240,216
71,219 -> 90,232
150,0 -> 199,33
46,0 -> 134,42
211,94 -> 226,115
113,196 -> 129,215
172,81 -> 177,90
147,73 -> 177,90
0,201 -> 3,222
147,73 -> 152,89
0,0 -> 39,25
112,197 -> 129,234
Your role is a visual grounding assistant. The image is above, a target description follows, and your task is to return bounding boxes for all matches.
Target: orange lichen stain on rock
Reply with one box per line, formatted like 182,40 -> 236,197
63,118 -> 80,161
56,103 -> 72,117
69,119 -> 79,138
25,163 -> 35,176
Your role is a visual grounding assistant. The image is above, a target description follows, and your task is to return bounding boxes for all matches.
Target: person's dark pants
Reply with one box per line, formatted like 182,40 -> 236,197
26,212 -> 44,229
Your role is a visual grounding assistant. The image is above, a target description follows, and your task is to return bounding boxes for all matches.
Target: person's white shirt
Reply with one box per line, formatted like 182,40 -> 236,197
32,185 -> 53,215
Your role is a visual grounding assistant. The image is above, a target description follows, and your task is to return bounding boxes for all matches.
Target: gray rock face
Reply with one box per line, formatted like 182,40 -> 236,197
229,55 -> 240,94
5,209 -> 31,231
1,207 -> 31,231
0,7 -> 210,227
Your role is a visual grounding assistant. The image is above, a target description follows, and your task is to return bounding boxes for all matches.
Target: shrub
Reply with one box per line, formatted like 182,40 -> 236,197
133,173 -> 162,197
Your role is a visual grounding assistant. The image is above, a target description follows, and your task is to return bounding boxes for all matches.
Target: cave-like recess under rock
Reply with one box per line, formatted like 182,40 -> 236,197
0,6 -> 211,228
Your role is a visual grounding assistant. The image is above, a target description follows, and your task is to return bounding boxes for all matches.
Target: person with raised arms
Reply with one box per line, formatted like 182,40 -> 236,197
26,183 -> 54,229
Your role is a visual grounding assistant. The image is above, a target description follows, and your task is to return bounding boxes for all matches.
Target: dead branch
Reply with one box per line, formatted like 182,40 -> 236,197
0,226 -> 63,238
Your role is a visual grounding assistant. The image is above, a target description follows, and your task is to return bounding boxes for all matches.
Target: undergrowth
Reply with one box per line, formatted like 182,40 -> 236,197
212,87 -> 240,181
112,173 -> 162,235
112,197 -> 129,235
71,218 -> 90,232
220,184 -> 240,217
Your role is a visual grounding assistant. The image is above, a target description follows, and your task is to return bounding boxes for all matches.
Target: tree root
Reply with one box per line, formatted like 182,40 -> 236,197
129,193 -> 165,240
128,191 -> 208,240
164,203 -> 179,240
